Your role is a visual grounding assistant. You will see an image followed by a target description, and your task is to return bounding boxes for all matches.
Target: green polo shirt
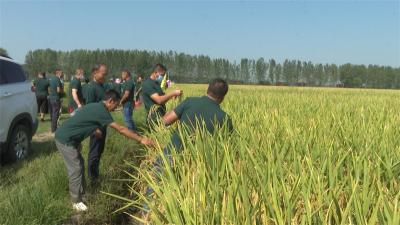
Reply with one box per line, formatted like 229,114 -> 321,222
69,77 -> 84,110
49,76 -> 63,101
34,77 -> 49,97
121,79 -> 135,108
115,83 -> 122,95
169,96 -> 234,150
85,81 -> 105,104
55,102 -> 114,147
142,78 -> 165,112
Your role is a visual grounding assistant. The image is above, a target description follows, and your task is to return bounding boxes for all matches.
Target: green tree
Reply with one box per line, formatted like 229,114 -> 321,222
268,59 -> 276,84
23,48 -> 400,89
255,58 -> 267,84
0,47 -> 10,57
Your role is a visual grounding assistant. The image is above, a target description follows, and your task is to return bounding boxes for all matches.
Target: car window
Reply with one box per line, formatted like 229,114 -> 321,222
0,60 -> 27,85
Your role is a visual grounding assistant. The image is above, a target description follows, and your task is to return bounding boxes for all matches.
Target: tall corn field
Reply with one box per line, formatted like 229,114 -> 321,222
114,84 -> 400,224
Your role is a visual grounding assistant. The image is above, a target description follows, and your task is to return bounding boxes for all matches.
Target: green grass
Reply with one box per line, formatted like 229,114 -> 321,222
0,105 -> 148,225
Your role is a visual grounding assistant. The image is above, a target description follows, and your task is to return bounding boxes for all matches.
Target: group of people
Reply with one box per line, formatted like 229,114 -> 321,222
33,67 -> 144,132
33,63 -> 233,213
32,69 -> 65,133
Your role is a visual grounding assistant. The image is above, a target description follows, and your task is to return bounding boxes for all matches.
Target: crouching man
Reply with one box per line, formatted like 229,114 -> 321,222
55,90 -> 153,212
143,78 -> 234,216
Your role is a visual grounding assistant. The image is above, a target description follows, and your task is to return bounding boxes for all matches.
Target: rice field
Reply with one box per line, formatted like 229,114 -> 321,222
118,84 -> 400,224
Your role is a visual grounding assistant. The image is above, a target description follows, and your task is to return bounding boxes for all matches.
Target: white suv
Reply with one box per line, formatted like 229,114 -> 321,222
0,56 -> 38,164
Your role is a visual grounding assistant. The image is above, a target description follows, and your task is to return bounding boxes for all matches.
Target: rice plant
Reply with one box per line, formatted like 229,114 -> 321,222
114,85 -> 400,225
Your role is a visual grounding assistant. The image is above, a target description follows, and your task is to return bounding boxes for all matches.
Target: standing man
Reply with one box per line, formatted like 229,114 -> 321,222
84,64 -> 108,184
34,72 -> 50,121
120,70 -> 138,132
49,69 -> 64,133
142,63 -> 182,127
55,90 -> 154,212
69,68 -> 84,116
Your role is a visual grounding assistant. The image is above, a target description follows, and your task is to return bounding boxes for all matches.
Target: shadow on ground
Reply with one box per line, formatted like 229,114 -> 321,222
0,133 -> 57,187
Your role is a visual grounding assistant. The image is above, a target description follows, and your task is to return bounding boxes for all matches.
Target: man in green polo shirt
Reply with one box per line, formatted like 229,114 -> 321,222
120,70 -> 138,132
69,68 -> 84,116
49,69 -> 64,133
163,78 -> 233,151
84,64 -> 110,184
144,78 -> 234,212
142,63 -> 182,128
33,72 -> 50,121
55,90 -> 153,212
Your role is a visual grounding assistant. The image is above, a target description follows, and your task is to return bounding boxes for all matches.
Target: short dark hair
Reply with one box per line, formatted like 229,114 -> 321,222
103,90 -> 121,102
152,63 -> 167,73
122,69 -> 131,77
92,63 -> 106,74
207,78 -> 229,101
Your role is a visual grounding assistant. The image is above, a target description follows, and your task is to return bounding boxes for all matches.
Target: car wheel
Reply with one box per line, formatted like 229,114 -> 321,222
6,125 -> 31,162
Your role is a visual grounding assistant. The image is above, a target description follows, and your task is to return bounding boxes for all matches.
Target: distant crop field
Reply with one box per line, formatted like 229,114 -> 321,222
126,84 -> 400,224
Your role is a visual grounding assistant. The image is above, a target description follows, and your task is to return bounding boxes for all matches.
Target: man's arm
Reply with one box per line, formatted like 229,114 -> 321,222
150,90 -> 182,105
163,98 -> 188,126
120,90 -> 130,105
57,79 -> 63,93
108,122 -> 154,145
163,111 -> 179,126
72,89 -> 82,108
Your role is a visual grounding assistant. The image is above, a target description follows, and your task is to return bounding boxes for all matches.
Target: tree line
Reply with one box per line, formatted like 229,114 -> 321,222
22,48 -> 400,89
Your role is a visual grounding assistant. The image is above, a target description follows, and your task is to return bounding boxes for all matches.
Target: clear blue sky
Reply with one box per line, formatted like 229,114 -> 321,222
1,0 -> 399,67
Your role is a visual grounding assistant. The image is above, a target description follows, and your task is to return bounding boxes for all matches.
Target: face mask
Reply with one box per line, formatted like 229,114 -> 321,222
156,75 -> 164,82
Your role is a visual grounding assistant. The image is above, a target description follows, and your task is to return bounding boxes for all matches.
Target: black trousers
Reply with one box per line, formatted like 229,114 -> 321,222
36,95 -> 48,114
50,99 -> 61,133
88,126 -> 107,181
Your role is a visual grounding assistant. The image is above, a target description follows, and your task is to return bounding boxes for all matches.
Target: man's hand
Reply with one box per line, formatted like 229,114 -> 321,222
150,90 -> 183,105
94,128 -> 103,139
140,137 -> 155,146
77,144 -> 83,153
72,89 -> 82,108
109,122 -> 155,145
173,90 -> 183,97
